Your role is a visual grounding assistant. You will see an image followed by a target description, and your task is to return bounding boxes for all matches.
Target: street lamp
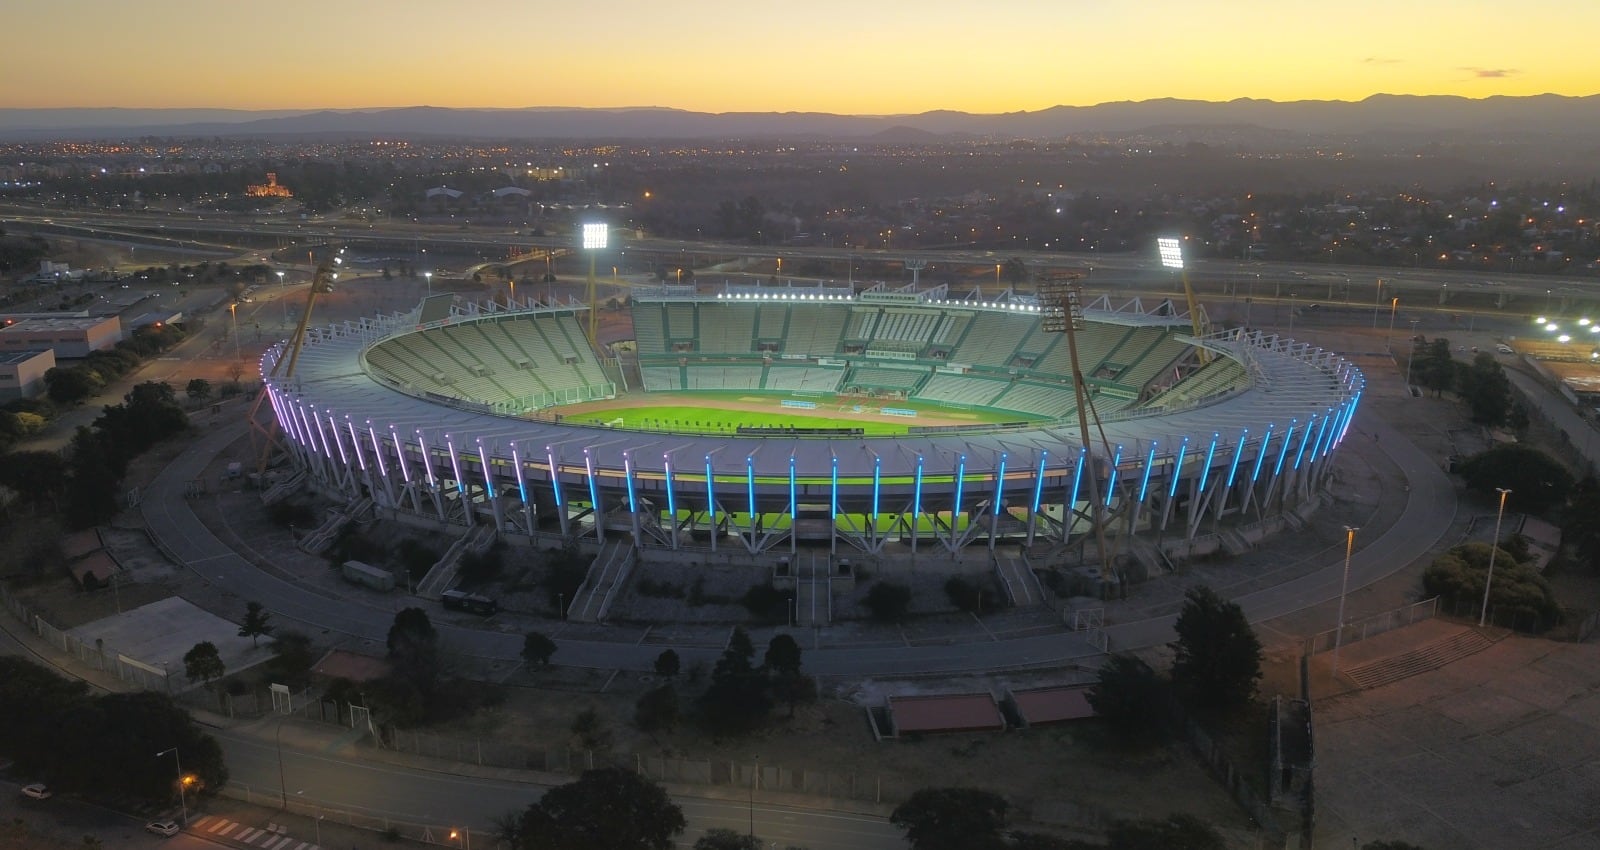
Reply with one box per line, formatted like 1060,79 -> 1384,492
1332,526 -> 1358,675
229,302 -> 240,361
276,270 -> 285,287
155,747 -> 189,826
1403,320 -> 1421,390
994,263 -> 1002,287
1387,297 -> 1399,343
1480,488 -> 1512,627
425,271 -> 433,295
449,827 -> 471,848
749,754 -> 760,839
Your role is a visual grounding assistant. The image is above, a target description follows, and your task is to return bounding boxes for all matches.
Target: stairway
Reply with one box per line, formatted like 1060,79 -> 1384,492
1343,629 -> 1498,690
993,555 -> 1043,607
567,540 -> 634,623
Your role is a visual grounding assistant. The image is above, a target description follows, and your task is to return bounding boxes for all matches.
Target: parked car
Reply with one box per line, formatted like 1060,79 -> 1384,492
1496,343 -> 1514,354
145,820 -> 181,837
20,783 -> 52,800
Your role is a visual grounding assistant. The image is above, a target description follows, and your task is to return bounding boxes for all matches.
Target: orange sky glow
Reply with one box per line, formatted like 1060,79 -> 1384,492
6,0 -> 1597,112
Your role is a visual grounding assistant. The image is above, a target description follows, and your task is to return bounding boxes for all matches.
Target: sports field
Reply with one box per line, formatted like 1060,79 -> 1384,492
551,391 -> 1046,436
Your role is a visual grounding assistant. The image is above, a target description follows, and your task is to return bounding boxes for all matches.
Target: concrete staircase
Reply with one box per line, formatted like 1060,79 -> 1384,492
794,556 -> 830,626
567,540 -> 634,623
416,524 -> 497,598
994,555 -> 1045,607
1343,628 -> 1499,690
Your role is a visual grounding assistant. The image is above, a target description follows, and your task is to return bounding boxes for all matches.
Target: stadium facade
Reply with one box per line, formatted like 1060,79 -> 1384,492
261,282 -> 1363,564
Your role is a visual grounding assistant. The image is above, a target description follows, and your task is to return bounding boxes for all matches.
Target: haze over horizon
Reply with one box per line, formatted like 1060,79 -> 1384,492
9,0 -> 1599,113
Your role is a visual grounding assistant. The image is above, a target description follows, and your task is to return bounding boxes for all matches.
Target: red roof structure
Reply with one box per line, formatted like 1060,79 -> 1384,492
888,693 -> 1004,735
1009,686 -> 1095,726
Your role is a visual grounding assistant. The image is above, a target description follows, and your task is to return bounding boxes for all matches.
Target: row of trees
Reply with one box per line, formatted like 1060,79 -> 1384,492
0,657 -> 228,802
1406,341 -> 1523,430
44,321 -> 188,406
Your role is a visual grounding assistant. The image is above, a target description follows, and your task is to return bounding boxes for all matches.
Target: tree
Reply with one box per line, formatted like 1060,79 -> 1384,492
1105,814 -> 1226,850
183,641 -> 225,690
522,631 -> 557,669
516,767 -> 685,850
654,649 -> 681,678
1455,352 -> 1512,426
386,607 -> 440,693
1458,444 -> 1573,513
694,828 -> 763,850
1422,542 -> 1560,628
864,581 -> 913,622
698,626 -> 770,732
1086,654 -> 1171,746
890,787 -> 1010,850
45,365 -> 98,404
635,684 -> 679,732
387,607 -> 437,661
185,378 -> 212,402
763,634 -> 802,677
238,602 -> 274,647
1409,338 -> 1454,397
1002,257 -> 1028,286
1170,585 -> 1262,716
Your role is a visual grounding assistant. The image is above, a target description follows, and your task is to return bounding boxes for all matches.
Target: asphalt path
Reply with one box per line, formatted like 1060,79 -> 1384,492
144,404 -> 1450,678
215,727 -> 905,849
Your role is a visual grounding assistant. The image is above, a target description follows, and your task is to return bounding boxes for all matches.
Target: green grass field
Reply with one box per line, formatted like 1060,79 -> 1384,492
558,393 -> 1044,436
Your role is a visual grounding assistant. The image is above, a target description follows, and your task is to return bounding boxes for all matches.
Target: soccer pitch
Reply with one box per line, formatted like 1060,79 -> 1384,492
556,393 -> 1044,436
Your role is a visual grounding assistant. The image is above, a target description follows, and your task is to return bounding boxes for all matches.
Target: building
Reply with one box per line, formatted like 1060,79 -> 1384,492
0,315 -> 122,358
0,348 -> 54,400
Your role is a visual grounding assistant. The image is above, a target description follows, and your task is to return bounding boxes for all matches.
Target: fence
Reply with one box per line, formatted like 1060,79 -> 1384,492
0,583 -> 174,692
1301,596 -> 1438,656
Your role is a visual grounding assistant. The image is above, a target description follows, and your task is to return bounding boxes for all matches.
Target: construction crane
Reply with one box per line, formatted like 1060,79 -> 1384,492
248,248 -> 341,474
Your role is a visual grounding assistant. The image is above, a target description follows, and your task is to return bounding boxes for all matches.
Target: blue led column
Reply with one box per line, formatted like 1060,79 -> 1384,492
663,453 -> 677,548
511,443 -> 532,532
1104,445 -> 1122,507
952,453 -> 967,547
1138,443 -> 1157,503
625,452 -> 641,544
788,455 -> 798,555
390,426 -> 412,485
1292,414 -> 1318,471
1027,450 -> 1048,547
913,454 -> 925,553
705,454 -> 718,552
477,439 -> 495,499
1066,448 -> 1085,544
446,436 -> 466,496
746,455 -> 758,545
584,449 -> 603,543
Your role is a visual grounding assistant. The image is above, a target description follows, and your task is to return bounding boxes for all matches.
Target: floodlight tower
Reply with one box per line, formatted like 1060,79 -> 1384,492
1158,237 -> 1210,363
1039,272 -> 1116,586
581,222 -> 608,346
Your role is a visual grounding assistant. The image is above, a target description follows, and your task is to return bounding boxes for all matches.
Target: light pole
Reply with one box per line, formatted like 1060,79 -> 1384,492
1403,320 -> 1421,390
275,716 -> 288,808
155,747 -> 188,825
1332,526 -> 1358,675
749,754 -> 760,840
994,263 -> 1002,288
425,271 -> 433,295
276,270 -> 285,287
1480,488 -> 1512,627
1387,297 -> 1399,344
229,302 -> 240,361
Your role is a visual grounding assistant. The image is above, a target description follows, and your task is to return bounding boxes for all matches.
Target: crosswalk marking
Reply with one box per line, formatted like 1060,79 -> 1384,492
218,823 -> 240,836
192,816 -> 219,829
238,827 -> 261,842
267,837 -> 296,850
207,819 -> 231,833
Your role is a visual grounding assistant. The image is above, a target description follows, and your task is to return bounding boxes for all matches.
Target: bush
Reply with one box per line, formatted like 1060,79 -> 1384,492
396,539 -> 439,584
740,583 -> 791,625
944,577 -> 1000,613
864,581 -> 913,622
458,544 -> 504,586
266,500 -> 317,528
1422,542 -> 1560,629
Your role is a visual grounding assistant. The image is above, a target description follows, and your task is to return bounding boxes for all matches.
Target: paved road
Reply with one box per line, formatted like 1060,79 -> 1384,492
142,405 -> 1451,677
216,725 -> 904,849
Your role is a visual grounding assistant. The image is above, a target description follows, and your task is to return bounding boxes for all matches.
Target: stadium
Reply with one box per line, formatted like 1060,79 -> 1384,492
261,279 -> 1363,571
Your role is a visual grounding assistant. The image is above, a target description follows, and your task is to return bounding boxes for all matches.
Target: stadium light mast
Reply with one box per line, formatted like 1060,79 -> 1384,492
581,223 -> 608,348
1039,272 -> 1118,589
1158,236 -> 1210,363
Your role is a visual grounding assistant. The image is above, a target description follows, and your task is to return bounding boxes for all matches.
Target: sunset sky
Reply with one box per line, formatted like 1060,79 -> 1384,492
7,0 -> 1597,113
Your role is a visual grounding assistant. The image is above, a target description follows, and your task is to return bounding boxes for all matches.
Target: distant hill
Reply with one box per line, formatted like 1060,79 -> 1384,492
3,94 -> 1598,143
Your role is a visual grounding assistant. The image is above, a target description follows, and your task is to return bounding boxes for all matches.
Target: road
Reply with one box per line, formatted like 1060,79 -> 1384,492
216,726 -> 904,849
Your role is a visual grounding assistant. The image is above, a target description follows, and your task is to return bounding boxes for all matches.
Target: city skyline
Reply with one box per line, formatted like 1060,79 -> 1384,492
7,0 -> 1598,113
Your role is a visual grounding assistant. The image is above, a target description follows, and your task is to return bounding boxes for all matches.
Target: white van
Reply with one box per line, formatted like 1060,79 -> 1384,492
1495,344 -> 1514,354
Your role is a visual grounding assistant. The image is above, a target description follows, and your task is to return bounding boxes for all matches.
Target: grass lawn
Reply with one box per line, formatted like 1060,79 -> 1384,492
559,393 -> 1042,436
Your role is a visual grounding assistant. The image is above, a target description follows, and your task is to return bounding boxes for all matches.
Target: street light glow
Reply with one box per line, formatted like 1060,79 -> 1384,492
1157,237 -> 1184,269
581,222 -> 608,251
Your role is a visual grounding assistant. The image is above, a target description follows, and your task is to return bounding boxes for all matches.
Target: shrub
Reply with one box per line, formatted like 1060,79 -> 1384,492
864,581 -> 913,622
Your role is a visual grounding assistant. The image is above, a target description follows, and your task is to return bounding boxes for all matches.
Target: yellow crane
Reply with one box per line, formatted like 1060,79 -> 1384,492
248,250 -> 340,474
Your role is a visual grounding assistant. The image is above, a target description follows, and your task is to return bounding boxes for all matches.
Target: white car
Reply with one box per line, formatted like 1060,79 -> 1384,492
145,820 -> 181,837
20,783 -> 51,800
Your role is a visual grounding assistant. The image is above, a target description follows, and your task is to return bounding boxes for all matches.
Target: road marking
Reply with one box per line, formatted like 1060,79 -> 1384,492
207,819 -> 232,833
237,827 -> 261,842
217,822 -> 240,836
192,816 -> 218,828
265,837 -> 295,850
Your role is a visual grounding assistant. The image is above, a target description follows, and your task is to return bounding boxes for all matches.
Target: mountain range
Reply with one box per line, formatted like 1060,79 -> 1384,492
2,94 -> 1598,143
